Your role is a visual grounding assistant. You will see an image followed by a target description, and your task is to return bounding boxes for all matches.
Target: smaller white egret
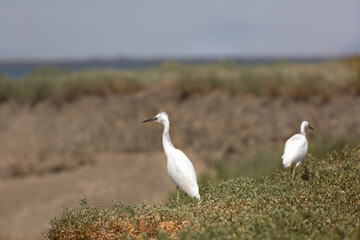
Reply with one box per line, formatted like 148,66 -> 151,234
282,121 -> 314,180
143,112 -> 200,200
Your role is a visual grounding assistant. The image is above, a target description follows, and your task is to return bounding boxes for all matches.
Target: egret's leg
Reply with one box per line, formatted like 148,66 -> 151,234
292,162 -> 301,181
291,166 -> 296,181
176,186 -> 179,202
290,165 -> 294,180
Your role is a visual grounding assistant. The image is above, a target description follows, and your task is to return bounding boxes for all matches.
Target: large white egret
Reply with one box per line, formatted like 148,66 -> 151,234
282,121 -> 314,180
143,112 -> 200,200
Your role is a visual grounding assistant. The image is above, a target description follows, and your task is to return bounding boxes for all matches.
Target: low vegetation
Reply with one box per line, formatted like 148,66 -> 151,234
1,56 -> 360,104
212,132 -> 360,181
44,146 -> 360,239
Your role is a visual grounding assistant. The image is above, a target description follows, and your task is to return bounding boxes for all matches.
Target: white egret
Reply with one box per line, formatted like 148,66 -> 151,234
282,121 -> 314,180
143,112 -> 200,200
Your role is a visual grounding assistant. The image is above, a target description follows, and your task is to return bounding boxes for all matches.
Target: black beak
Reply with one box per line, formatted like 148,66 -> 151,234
309,125 -> 314,130
143,117 -> 157,123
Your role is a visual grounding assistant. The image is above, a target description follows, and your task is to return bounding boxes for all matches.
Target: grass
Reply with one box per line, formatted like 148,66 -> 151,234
1,56 -> 360,105
44,146 -> 360,239
213,146 -> 282,181
211,132 -> 360,181
0,67 -> 141,105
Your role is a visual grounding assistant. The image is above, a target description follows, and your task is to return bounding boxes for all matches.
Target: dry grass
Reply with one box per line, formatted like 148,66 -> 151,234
46,197 -> 190,240
1,56 -> 360,105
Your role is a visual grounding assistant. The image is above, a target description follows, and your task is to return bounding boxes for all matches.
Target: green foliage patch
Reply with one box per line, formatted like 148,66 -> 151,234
1,57 -> 360,104
211,132 -> 359,181
45,146 -> 360,239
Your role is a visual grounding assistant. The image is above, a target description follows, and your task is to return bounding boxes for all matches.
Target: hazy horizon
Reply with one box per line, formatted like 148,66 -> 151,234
1,1 -> 359,61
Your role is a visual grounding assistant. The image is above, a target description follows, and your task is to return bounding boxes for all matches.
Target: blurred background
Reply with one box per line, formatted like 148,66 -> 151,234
0,1 -> 359,239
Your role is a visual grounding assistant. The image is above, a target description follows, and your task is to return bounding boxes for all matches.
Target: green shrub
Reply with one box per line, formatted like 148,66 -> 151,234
45,146 -> 360,239
214,147 -> 282,181
211,133 -> 360,182
309,133 -> 359,159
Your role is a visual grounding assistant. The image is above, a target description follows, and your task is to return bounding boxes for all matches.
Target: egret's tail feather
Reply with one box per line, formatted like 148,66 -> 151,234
282,158 -> 292,168
195,193 -> 201,200
283,163 -> 291,168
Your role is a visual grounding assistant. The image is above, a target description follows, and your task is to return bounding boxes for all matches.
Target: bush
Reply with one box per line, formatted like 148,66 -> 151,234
44,146 -> 360,239
213,146 -> 282,181
211,133 -> 359,181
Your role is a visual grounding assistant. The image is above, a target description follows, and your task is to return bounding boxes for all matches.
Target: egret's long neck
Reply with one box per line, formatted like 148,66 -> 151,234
300,123 -> 306,137
162,120 -> 175,157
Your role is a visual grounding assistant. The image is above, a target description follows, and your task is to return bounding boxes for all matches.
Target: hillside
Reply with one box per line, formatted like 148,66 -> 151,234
0,58 -> 359,240
44,147 -> 360,239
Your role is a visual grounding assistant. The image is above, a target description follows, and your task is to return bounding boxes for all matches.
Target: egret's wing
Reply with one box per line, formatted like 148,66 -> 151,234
172,149 -> 198,184
282,134 -> 307,167
170,149 -> 199,197
284,135 -> 307,154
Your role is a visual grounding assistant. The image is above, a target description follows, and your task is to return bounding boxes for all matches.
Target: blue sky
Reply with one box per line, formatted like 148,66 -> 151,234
0,0 -> 359,60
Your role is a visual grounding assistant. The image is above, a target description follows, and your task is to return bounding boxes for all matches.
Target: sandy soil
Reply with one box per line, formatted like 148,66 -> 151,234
0,88 -> 359,239
0,152 -> 206,240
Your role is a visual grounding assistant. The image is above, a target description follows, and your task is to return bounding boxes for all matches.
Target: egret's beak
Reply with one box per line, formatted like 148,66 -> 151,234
309,125 -> 314,130
143,117 -> 157,123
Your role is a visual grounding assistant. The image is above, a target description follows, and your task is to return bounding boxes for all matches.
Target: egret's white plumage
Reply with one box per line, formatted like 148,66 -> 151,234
143,112 -> 200,200
282,121 -> 314,180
